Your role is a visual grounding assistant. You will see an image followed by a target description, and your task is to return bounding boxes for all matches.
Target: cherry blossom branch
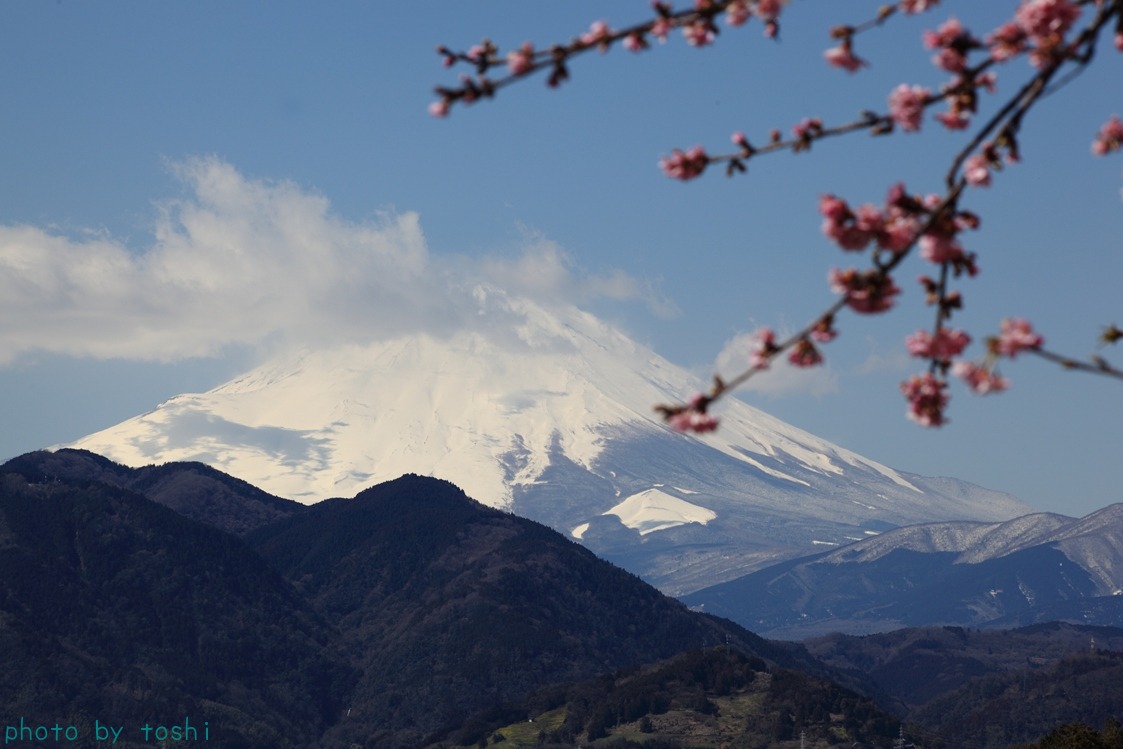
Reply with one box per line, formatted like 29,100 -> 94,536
430,1 -> 741,116
429,0 -> 947,117
432,0 -> 1123,430
1028,343 -> 1123,381
656,1 -> 1123,429
656,181 -> 971,431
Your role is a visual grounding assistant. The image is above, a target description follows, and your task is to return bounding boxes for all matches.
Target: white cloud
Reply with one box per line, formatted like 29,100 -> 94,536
712,330 -> 839,398
0,157 -> 669,365
479,230 -> 678,319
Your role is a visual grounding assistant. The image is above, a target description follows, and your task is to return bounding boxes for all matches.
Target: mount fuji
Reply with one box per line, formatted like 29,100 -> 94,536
68,294 -> 1032,594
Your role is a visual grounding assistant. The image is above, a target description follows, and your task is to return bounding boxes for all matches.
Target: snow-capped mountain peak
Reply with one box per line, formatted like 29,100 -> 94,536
67,296 -> 1033,593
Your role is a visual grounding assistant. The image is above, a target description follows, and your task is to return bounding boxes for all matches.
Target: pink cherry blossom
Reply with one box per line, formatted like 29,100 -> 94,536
820,186 -> 929,255
888,84 -> 930,132
725,0 -> 751,26
924,17 -> 965,48
667,411 -> 693,431
905,327 -> 972,360
580,20 -> 614,50
987,21 -> 1027,61
788,338 -> 823,367
1015,0 -> 1081,68
829,268 -> 901,313
918,232 -> 965,264
811,315 -> 838,343
935,82 -> 977,131
932,47 -> 969,73
750,327 -> 779,369
755,0 -> 785,22
666,392 -> 720,433
819,194 -> 886,251
963,152 -> 991,186
885,181 -> 917,210
507,42 -> 535,75
832,227 -> 872,251
668,410 -> 720,433
824,42 -> 867,72
923,17 -> 974,73
792,117 -> 823,140
819,194 -> 850,222
651,17 -> 672,42
952,360 -> 1009,394
1092,115 -> 1123,155
994,318 -> 1043,357
878,215 -> 920,254
820,207 -> 871,251
1015,0 -> 1080,43
659,146 -> 709,180
683,19 -> 716,47
900,373 -> 949,427
428,98 -> 451,117
900,0 -> 940,13
623,32 -> 648,52
854,203 -> 884,234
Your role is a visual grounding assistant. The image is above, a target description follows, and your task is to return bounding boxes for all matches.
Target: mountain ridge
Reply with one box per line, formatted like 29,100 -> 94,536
4,447 -> 302,536
5,451 -> 1121,747
684,506 -> 1123,638
0,454 -> 821,748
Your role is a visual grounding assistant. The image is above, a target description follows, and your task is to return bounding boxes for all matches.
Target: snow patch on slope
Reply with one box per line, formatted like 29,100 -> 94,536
604,488 -> 718,535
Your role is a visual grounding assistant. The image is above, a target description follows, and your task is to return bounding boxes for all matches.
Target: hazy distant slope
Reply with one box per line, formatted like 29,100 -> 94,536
685,507 -> 1123,636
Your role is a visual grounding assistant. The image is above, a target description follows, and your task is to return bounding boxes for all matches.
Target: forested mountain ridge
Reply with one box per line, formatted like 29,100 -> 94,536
0,454 -> 799,747
5,451 -> 1119,748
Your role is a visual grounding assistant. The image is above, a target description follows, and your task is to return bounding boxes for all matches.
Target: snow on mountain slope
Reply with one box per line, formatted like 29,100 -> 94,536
70,295 -> 914,504
823,513 -> 1076,564
590,487 -> 717,537
1047,504 -> 1123,595
819,505 -> 1123,596
683,502 -> 1123,635
67,294 -> 1034,592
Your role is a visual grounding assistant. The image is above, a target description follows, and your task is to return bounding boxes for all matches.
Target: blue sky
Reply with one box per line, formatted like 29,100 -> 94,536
1,1 -> 1119,517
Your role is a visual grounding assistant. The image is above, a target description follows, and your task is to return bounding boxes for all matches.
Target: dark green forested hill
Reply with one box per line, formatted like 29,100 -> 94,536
1,458 -> 801,748
4,448 -> 303,535
247,474 -> 793,747
427,647 -> 900,749
0,470 -> 353,749
805,624 -> 1123,748
7,451 -> 1119,749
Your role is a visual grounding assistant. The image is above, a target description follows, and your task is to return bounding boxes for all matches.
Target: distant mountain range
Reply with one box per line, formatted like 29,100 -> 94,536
3,451 -> 1120,749
684,506 -> 1123,638
63,296 -> 1033,595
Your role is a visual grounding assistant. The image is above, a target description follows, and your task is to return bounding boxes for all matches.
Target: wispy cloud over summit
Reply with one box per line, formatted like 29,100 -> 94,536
0,157 -> 669,366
